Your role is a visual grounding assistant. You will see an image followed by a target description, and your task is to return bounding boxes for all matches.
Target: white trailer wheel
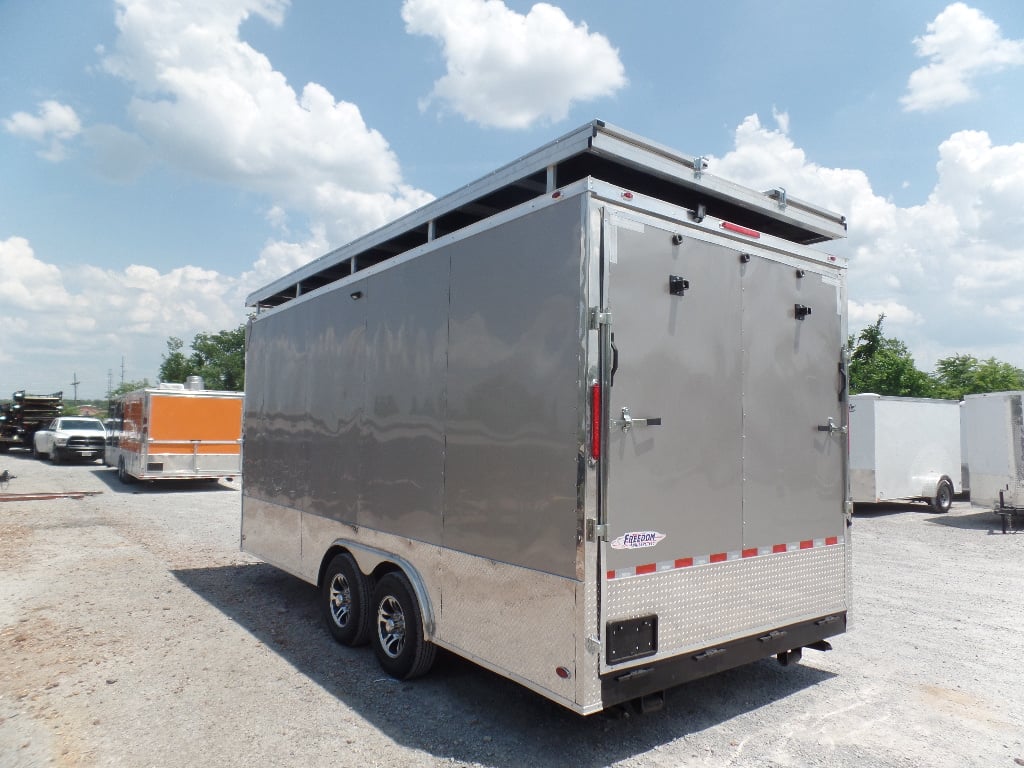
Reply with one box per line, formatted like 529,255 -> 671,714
932,478 -> 953,513
371,572 -> 436,680
321,552 -> 370,646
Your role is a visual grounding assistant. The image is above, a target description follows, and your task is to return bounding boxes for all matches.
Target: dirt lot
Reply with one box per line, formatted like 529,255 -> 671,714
1,450 -> 1022,768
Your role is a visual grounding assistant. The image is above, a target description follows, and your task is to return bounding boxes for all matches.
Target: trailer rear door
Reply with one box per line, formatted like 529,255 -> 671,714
601,213 -> 744,579
599,209 -> 846,669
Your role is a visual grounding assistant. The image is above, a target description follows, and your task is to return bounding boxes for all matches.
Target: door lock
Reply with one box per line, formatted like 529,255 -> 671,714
816,417 -> 847,436
612,407 -> 662,432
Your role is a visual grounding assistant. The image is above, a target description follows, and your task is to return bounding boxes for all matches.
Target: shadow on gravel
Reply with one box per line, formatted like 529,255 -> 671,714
853,501 -> 932,517
174,563 -> 835,768
90,467 -> 240,495
0,449 -> 44,464
926,509 -> 1022,534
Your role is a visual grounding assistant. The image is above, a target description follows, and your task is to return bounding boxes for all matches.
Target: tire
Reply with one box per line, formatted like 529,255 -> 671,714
371,571 -> 436,680
932,478 -> 953,513
321,552 -> 371,646
117,457 -> 136,484
50,447 -> 61,464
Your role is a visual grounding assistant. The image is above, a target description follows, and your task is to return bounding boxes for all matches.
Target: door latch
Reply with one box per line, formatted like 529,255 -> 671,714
611,407 -> 662,433
816,417 -> 847,436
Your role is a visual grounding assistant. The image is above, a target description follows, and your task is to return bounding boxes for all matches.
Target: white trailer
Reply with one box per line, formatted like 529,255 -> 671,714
962,391 -> 1024,510
848,394 -> 961,512
241,120 -> 851,714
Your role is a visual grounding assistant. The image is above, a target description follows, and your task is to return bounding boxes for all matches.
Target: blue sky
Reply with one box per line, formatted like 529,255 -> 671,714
2,0 -> 1023,398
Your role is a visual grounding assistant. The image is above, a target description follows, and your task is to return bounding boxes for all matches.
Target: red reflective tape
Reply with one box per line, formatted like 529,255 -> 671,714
675,557 -> 694,568
799,540 -> 814,549
635,563 -> 657,575
773,543 -> 789,553
721,221 -> 761,238
825,536 -> 839,546
742,548 -> 759,558
606,570 -> 615,580
710,552 -> 728,563
590,384 -> 601,460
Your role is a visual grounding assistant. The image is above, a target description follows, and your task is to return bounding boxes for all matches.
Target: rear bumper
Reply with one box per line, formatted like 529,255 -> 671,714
600,612 -> 846,709
56,445 -> 104,459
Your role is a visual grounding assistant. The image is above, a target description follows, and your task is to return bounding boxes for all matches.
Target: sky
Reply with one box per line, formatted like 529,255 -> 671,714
2,0 -> 1023,399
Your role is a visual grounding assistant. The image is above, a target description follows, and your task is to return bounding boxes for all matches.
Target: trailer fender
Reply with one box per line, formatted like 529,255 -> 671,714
320,540 -> 436,639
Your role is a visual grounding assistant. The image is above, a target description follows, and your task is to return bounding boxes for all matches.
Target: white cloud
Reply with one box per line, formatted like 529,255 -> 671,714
100,0 -> 432,250
402,0 -> 627,129
240,227 -> 331,298
0,236 -> 245,396
849,301 -> 923,327
902,3 -> 1024,113
711,114 -> 1024,371
2,100 -> 82,161
0,237 -> 70,311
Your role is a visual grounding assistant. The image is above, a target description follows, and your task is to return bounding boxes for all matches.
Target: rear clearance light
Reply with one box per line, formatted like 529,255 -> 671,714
721,221 -> 761,238
590,384 -> 601,459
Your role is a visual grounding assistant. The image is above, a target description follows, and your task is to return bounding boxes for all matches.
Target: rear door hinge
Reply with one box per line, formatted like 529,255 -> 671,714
590,308 -> 613,329
587,519 -> 608,542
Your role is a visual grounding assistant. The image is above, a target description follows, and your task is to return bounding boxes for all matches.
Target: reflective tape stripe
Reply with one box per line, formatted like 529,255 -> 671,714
606,535 -> 843,580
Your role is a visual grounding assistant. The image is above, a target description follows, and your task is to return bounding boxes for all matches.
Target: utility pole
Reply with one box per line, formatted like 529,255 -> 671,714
121,356 -> 126,388
70,372 -> 81,404
107,369 -> 113,399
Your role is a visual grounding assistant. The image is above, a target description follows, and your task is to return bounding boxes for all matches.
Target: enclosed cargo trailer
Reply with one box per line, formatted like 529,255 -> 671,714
105,382 -> 243,483
848,394 -> 961,512
242,120 -> 851,714
962,391 -> 1024,509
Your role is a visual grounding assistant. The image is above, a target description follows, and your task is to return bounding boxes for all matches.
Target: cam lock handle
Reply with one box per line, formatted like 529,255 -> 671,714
816,417 -> 847,436
612,407 -> 663,433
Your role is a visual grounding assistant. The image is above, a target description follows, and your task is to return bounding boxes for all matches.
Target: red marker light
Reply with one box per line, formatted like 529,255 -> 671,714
556,666 -> 571,679
721,221 -> 761,238
621,191 -> 633,200
551,190 -> 562,199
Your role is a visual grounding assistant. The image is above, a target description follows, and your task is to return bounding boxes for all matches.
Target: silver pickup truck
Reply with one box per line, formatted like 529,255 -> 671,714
32,417 -> 106,463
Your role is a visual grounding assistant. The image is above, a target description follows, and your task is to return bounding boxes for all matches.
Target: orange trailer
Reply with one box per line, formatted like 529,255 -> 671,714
105,383 -> 243,483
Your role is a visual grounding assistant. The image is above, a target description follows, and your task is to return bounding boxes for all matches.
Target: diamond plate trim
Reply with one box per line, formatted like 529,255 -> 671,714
603,544 -> 847,664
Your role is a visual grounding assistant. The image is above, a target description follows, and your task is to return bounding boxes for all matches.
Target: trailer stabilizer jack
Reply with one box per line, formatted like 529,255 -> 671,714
631,690 -> 665,714
776,648 -> 802,666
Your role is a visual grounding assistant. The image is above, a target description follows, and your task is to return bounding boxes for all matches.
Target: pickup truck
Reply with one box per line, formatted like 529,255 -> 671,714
33,417 -> 106,463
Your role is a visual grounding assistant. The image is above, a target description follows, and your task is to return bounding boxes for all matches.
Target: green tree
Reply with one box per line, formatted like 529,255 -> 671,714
931,354 -> 977,399
109,379 -> 151,398
847,315 -> 934,397
973,358 -> 1024,393
160,337 -> 191,384
931,354 -> 1024,399
158,325 -> 245,391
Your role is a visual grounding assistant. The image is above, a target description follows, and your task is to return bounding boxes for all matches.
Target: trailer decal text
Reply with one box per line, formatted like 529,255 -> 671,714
611,531 -> 666,550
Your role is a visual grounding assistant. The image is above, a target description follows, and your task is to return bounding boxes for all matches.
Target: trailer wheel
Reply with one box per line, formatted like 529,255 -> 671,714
932,478 -> 953,513
321,552 -> 371,646
371,571 -> 436,680
117,457 -> 136,484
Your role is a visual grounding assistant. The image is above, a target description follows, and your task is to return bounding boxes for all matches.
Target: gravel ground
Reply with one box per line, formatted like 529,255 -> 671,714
1,450 -> 1023,768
